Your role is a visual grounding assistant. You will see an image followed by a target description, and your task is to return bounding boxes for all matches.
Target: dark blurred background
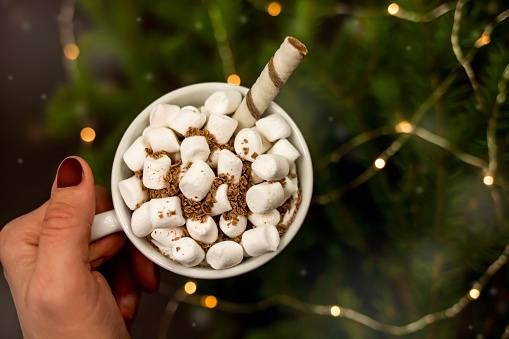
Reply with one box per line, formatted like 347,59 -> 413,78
2,0 -> 509,338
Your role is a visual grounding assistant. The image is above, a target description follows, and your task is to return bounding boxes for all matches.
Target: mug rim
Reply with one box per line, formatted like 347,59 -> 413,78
111,82 -> 313,279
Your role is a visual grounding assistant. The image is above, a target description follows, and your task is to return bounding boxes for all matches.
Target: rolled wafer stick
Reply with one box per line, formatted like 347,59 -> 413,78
233,36 -> 307,131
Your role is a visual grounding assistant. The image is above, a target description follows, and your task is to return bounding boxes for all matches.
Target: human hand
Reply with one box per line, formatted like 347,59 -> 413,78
0,157 -> 159,338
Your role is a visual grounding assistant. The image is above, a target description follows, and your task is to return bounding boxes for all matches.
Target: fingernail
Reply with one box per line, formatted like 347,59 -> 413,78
57,157 -> 83,188
119,294 -> 138,320
89,258 -> 105,270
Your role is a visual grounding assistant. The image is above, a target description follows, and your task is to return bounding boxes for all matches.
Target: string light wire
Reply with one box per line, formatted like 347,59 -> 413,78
451,0 -> 487,114
54,0 -> 509,336
203,0 -> 237,82
389,1 -> 455,22
335,1 -> 455,22
159,237 -> 509,337
315,0 -> 509,204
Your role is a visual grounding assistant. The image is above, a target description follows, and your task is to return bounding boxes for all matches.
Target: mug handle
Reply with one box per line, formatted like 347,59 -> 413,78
90,210 -> 123,242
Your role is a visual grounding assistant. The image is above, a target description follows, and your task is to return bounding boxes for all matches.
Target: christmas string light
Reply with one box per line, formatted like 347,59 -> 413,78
49,1 -> 509,335
201,295 -> 218,308
184,281 -> 197,294
63,43 -> 80,60
267,2 -> 282,17
394,121 -> 413,133
410,127 -> 487,169
476,8 -> 509,49
468,288 -> 480,300
483,175 -> 494,186
374,158 -> 386,169
388,2 -> 455,22
335,2 -> 455,22
158,239 -> 509,337
330,305 -> 341,317
227,74 -> 241,85
387,3 -> 400,16
315,0 -> 509,205
80,127 -> 96,143
486,60 -> 509,181
451,0 -> 486,114
58,0 -> 78,80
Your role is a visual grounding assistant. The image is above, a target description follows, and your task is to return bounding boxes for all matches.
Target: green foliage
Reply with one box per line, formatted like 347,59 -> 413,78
46,0 -> 509,337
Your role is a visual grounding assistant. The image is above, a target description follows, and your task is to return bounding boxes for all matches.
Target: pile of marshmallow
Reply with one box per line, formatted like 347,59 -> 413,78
118,89 -> 301,270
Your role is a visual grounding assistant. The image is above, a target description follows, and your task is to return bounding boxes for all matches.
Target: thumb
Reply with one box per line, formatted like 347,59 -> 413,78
38,157 -> 96,272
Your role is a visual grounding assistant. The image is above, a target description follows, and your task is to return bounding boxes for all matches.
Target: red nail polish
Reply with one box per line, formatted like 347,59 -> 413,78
57,157 -> 83,188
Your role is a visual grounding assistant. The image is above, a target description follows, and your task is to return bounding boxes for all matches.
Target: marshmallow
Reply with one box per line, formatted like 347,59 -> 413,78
131,202 -> 152,237
206,148 -> 220,169
241,224 -> 280,257
142,126 -> 151,138
123,136 -> 149,172
204,90 -> 242,115
145,127 -> 180,153
179,160 -> 215,201
143,155 -> 171,190
182,105 -> 200,113
149,103 -> 180,128
151,227 -> 185,247
180,135 -> 210,164
186,216 -> 218,244
204,113 -> 238,144
119,175 -> 148,210
252,170 -> 264,184
206,241 -> 244,269
210,184 -> 232,216
255,114 -> 291,142
289,162 -> 298,186
217,149 -> 243,183
248,209 -> 281,227
219,214 -> 247,238
246,182 -> 285,214
169,106 -> 206,136
252,126 -> 272,153
234,128 -> 263,162
151,240 -> 174,259
149,196 -> 185,228
251,154 -> 289,181
171,237 -> 206,267
267,139 -> 300,164
282,177 -> 298,202
200,106 -> 211,120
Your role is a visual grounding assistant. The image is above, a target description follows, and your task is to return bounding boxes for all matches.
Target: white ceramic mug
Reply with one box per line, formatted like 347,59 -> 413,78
91,82 -> 313,279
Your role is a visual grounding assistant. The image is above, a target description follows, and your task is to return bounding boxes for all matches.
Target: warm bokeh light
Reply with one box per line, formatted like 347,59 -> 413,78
469,288 -> 480,300
267,2 -> 282,16
330,306 -> 341,317
80,127 -> 96,143
476,33 -> 491,47
374,158 -> 386,169
202,295 -> 218,308
184,281 -> 197,294
227,74 -> 241,85
388,3 -> 400,15
395,121 -> 413,133
64,43 -> 80,60
483,175 -> 494,186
